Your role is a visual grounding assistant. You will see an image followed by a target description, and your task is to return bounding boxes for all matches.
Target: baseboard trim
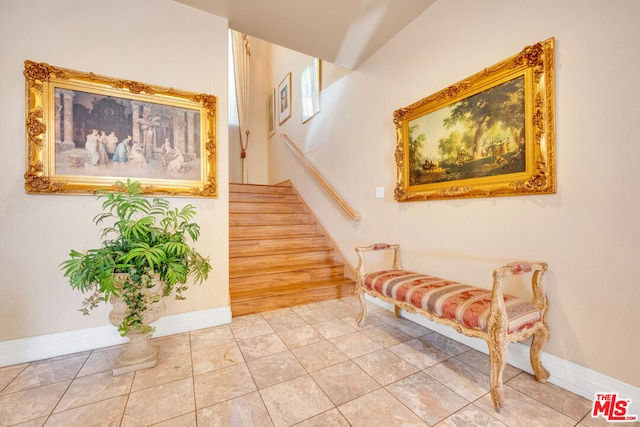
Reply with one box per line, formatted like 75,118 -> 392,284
366,296 -> 640,414
0,306 -> 232,368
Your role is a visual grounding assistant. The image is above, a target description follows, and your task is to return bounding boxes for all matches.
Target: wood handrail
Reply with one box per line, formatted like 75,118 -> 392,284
280,134 -> 361,220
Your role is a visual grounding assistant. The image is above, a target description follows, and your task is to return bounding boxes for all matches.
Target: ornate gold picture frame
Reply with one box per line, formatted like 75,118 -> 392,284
394,38 -> 555,202
268,87 -> 276,138
24,61 -> 218,197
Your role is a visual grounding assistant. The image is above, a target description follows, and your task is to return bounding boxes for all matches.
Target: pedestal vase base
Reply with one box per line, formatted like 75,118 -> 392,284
112,358 -> 157,376
111,331 -> 159,376
108,274 -> 166,376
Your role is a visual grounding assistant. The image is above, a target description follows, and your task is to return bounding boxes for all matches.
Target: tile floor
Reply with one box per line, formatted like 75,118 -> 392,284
0,296 -> 628,426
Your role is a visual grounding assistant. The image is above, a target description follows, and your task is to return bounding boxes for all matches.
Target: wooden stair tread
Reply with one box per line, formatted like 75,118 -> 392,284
229,183 -> 294,193
232,219 -> 315,227
230,203 -> 307,214
230,221 -> 317,227
229,245 -> 333,258
230,236 -> 328,255
231,224 -> 316,228
230,201 -> 304,205
231,224 -> 317,229
229,229 -> 322,235
230,212 -> 313,224
230,261 -> 345,278
230,233 -> 324,241
229,198 -> 301,204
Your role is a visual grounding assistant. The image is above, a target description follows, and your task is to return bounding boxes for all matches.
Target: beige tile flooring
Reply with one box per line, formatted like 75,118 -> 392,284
0,296 -> 626,426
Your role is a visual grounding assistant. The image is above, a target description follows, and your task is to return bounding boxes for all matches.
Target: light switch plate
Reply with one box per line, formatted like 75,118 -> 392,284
375,187 -> 384,199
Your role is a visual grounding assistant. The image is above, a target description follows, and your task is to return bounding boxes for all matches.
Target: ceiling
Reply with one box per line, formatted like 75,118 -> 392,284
174,0 -> 437,69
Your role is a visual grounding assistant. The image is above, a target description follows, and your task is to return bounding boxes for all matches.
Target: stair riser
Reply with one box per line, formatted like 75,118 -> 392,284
230,251 -> 334,273
230,192 -> 299,203
230,283 -> 356,316
230,184 -> 293,195
230,265 -> 346,288
230,213 -> 312,226
230,202 -> 307,214
231,280 -> 354,301
230,224 -> 319,239
231,282 -> 347,299
230,236 -> 328,255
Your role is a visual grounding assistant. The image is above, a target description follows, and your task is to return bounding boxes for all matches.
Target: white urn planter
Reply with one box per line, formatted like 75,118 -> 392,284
108,274 -> 166,375
60,181 -> 212,377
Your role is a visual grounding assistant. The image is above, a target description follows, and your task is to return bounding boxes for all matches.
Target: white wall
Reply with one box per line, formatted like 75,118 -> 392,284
0,0 -> 230,342
266,0 -> 640,390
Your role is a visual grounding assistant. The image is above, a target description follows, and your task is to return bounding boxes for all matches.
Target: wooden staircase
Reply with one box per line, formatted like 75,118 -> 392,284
229,182 -> 356,316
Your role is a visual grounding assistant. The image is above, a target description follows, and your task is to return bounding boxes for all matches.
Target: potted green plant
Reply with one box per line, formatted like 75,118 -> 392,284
60,179 -> 211,374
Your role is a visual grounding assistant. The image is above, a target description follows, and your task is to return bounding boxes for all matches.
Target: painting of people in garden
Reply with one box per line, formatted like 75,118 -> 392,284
54,89 -> 202,182
407,76 -> 526,187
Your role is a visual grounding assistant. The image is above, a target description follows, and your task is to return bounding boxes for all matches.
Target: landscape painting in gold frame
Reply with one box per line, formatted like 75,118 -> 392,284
393,38 -> 555,202
24,60 -> 218,197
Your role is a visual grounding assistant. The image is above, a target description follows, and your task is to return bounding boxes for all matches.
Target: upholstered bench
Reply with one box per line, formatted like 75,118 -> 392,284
355,243 -> 551,412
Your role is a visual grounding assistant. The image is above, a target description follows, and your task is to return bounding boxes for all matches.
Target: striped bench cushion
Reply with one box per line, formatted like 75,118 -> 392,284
363,270 -> 541,334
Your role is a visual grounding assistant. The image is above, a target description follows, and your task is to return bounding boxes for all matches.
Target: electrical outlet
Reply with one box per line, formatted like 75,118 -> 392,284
375,187 -> 384,199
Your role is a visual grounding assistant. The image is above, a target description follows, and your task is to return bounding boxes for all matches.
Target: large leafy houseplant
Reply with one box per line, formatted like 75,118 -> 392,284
60,180 -> 211,337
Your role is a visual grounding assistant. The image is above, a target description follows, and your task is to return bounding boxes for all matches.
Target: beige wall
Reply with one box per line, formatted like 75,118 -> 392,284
264,0 -> 640,389
0,0 -> 230,340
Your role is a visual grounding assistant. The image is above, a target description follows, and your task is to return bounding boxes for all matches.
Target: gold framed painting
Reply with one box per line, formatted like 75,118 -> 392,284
393,38 -> 555,202
23,60 -> 218,197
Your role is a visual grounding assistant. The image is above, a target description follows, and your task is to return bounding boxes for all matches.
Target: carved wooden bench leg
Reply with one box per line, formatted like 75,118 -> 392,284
394,305 -> 401,318
529,264 -> 551,383
356,286 -> 367,327
530,325 -> 551,382
487,297 -> 509,413
488,338 -> 508,412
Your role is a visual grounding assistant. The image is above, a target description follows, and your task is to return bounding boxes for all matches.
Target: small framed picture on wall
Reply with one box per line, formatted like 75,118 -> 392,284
278,72 -> 292,125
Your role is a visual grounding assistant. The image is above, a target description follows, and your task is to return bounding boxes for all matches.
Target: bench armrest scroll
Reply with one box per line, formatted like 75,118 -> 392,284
355,243 -> 402,279
492,261 -> 548,313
